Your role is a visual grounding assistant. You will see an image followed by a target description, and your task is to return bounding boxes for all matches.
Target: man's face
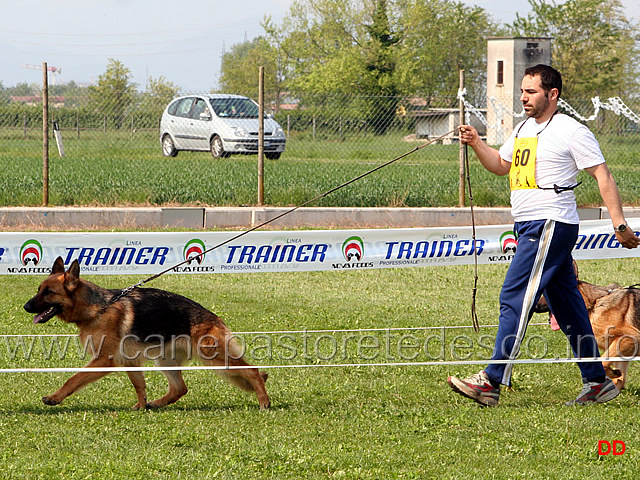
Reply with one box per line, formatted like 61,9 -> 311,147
520,74 -> 554,119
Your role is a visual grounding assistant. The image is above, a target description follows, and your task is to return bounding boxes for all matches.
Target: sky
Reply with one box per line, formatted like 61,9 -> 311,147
1,0 -> 639,93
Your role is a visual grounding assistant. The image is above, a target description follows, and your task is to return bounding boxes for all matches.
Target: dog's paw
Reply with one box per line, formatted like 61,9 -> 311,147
42,396 -> 61,406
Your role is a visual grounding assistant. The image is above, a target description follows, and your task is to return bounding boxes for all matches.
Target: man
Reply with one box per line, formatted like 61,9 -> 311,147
449,64 -> 639,406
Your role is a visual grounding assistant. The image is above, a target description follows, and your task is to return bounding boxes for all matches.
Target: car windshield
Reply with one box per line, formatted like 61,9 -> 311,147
209,98 -> 259,118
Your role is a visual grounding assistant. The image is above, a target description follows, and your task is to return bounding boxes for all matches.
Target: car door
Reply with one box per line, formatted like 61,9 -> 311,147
188,97 -> 212,150
170,97 -> 196,149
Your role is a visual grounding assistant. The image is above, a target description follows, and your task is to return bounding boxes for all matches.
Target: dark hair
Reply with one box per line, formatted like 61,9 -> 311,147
524,64 -> 562,98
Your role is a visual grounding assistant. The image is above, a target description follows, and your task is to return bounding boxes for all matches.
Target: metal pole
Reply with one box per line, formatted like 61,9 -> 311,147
42,62 -> 49,206
258,66 -> 265,206
458,69 -> 465,207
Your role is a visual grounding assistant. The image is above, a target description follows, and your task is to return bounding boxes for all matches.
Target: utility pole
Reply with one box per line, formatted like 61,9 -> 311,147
458,69 -> 465,207
42,62 -> 49,206
258,66 -> 265,206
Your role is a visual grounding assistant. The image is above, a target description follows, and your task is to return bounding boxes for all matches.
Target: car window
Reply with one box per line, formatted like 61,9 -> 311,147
167,99 -> 180,116
175,98 -> 196,118
209,97 -> 259,118
191,98 -> 209,119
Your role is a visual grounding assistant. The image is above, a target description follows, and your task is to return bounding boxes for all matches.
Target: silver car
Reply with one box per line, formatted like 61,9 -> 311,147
160,94 -> 286,159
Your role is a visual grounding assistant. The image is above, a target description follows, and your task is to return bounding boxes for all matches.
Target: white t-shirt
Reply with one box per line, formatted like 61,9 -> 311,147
498,113 -> 605,224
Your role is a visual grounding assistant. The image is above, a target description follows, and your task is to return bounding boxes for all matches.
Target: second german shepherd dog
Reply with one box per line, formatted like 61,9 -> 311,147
534,263 -> 640,390
23,257 -> 270,410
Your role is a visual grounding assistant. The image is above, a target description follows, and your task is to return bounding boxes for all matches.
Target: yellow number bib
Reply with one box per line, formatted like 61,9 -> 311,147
510,137 -> 538,190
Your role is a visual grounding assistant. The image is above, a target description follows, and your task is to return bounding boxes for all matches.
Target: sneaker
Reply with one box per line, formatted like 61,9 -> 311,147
566,378 -> 620,406
447,370 -> 500,406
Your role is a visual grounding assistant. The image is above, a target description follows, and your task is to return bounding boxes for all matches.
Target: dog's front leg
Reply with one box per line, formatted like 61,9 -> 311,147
43,358 -> 113,406
127,371 -> 149,410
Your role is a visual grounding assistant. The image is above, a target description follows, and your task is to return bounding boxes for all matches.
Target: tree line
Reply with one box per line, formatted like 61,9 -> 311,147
219,0 -> 639,126
1,0 -> 637,134
0,59 -> 180,129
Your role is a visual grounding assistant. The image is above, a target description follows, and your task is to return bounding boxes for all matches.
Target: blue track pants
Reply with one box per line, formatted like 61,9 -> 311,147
484,219 -> 606,386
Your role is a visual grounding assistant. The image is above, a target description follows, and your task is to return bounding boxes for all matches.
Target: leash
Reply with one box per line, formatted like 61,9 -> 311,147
102,129 -> 460,310
463,141 -> 480,332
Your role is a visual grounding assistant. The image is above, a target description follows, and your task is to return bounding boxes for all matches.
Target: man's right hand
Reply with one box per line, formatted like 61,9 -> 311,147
459,125 -> 479,147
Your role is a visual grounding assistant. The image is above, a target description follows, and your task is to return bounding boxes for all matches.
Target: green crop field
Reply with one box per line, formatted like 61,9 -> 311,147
1,127 -> 640,478
1,259 -> 639,479
1,131 -> 639,208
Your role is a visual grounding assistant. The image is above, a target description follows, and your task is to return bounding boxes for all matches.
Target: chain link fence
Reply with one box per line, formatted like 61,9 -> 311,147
0,89 -> 639,207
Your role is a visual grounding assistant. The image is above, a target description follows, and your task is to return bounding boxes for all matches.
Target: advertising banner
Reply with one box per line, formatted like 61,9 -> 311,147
0,219 -> 638,276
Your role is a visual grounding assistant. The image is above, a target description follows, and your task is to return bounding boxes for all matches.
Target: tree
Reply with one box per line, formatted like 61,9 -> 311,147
59,81 -> 89,108
0,81 -> 7,104
88,59 -> 136,127
10,82 -> 38,96
263,0 -> 495,102
218,36 -> 285,110
508,0 -> 640,99
141,76 -> 179,110
397,0 -> 497,102
361,0 -> 400,134
263,0 -> 391,96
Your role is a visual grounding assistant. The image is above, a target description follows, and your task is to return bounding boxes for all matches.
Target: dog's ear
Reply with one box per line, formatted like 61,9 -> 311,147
64,259 -> 80,291
51,256 -> 65,275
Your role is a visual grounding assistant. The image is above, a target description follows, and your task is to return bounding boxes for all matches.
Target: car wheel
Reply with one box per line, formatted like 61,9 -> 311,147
161,135 -> 178,157
210,135 -> 229,158
265,152 -> 281,160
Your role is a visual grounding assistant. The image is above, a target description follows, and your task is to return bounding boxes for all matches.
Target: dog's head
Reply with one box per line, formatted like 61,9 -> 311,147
24,257 -> 80,324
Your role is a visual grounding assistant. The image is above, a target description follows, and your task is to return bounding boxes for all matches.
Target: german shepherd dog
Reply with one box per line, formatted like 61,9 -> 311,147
23,257 -> 270,410
534,263 -> 640,390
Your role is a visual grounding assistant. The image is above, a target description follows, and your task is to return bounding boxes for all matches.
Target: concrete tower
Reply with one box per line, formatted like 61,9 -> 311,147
486,37 -> 552,145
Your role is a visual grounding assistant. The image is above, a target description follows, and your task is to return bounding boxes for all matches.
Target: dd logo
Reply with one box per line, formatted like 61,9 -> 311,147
598,440 -> 626,456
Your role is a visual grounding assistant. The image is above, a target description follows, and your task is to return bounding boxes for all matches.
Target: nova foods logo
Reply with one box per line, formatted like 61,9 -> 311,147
21,239 -> 43,266
487,231 -> 517,263
342,236 -> 364,262
333,236 -> 373,269
183,239 -> 206,264
500,231 -> 518,254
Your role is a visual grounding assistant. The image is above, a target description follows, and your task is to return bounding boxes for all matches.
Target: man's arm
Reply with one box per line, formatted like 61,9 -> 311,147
459,125 -> 511,176
586,163 -> 640,249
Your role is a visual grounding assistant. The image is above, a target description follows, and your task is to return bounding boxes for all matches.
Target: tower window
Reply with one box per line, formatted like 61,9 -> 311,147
497,60 -> 504,85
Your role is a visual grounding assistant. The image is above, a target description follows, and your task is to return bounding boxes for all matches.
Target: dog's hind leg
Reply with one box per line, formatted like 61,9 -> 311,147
602,334 -> 638,390
147,358 -> 188,408
195,328 -> 270,409
604,361 -> 630,391
206,354 -> 270,409
222,360 -> 271,410
127,371 -> 148,410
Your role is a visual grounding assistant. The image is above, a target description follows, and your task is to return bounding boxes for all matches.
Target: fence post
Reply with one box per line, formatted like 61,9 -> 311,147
458,69 -> 465,207
42,62 -> 49,206
23,113 -> 27,140
258,66 -> 265,206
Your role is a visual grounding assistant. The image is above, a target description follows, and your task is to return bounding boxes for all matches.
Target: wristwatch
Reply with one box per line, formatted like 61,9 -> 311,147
615,223 -> 628,233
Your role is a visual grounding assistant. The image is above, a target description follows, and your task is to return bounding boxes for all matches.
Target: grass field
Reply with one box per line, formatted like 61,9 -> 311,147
1,132 -> 639,208
2,259 -> 639,479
